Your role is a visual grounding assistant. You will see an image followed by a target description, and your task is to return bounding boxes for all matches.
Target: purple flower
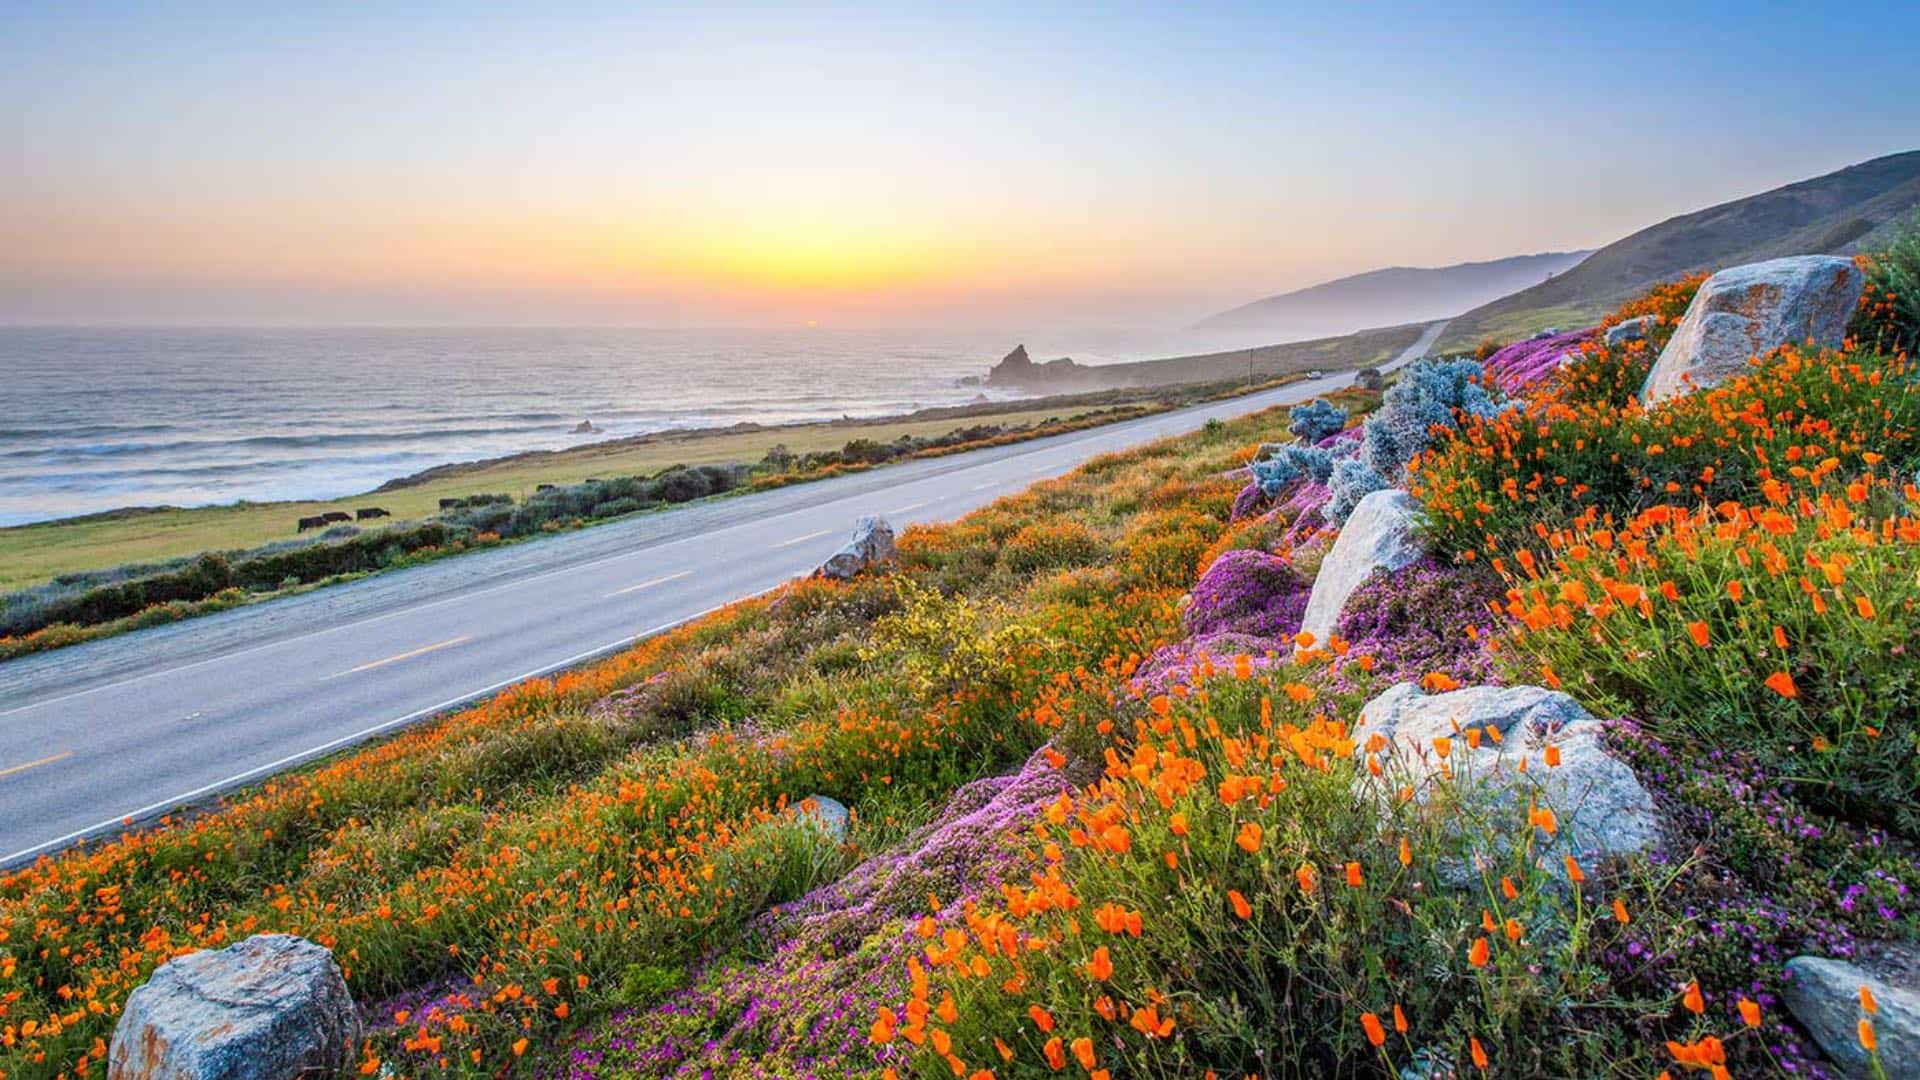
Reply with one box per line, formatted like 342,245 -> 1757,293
1184,548 -> 1309,640
1481,327 -> 1597,393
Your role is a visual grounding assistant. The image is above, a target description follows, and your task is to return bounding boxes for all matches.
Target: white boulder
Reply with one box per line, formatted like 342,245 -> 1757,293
1644,256 -> 1863,403
107,934 -> 361,1080
817,515 -> 897,580
1358,683 -> 1660,871
1298,488 -> 1423,646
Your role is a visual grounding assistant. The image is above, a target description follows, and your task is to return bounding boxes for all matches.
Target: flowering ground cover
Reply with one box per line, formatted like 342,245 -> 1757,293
0,398 -> 1272,1078
5,260 -> 1918,1078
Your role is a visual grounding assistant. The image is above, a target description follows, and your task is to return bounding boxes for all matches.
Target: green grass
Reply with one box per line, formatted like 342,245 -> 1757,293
0,404 -> 1119,592
1435,301 -> 1604,353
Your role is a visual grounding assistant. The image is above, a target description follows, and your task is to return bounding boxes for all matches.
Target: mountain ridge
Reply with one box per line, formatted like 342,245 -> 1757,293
1439,149 -> 1920,348
1194,251 -> 1593,337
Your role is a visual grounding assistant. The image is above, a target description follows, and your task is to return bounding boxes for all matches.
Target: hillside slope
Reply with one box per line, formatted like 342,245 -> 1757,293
1195,251 -> 1590,337
1440,149 -> 1920,348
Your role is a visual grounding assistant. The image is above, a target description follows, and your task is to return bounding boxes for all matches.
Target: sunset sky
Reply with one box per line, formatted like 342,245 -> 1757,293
5,2 -> 1918,327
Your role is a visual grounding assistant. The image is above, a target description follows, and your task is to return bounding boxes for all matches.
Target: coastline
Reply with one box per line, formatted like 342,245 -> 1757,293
0,322 -> 1425,591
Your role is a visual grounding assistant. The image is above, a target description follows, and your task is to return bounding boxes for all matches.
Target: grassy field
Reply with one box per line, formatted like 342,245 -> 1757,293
0,402 -> 1116,592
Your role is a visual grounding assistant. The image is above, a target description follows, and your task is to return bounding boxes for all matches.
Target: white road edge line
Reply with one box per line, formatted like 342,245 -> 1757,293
887,500 -> 929,515
0,589 -> 783,868
0,367 -> 1398,866
605,570 -> 692,597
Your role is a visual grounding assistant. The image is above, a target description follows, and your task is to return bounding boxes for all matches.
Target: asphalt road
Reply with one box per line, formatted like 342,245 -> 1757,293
0,321 -> 1446,867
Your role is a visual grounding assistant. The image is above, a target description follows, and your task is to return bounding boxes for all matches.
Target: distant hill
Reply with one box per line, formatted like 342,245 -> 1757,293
986,323 -> 1429,392
1440,149 -> 1920,349
1194,252 -> 1592,338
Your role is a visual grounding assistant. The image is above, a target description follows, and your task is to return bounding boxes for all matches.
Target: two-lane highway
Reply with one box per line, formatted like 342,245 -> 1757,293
0,322 -> 1444,867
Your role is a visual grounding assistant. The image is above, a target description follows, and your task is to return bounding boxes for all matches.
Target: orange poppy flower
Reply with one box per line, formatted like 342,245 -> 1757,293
1361,1011 -> 1386,1047
1235,822 -> 1263,853
1682,981 -> 1705,1015
1295,864 -> 1318,894
1086,946 -> 1114,981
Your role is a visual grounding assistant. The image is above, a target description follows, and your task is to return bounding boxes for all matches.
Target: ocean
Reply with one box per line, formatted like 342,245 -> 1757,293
0,325 -> 1254,527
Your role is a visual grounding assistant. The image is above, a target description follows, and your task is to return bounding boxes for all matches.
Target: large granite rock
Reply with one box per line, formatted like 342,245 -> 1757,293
1782,954 -> 1920,1078
817,515 -> 896,581
1298,488 -> 1424,646
1358,683 -> 1661,871
1644,256 -> 1863,403
108,934 -> 360,1080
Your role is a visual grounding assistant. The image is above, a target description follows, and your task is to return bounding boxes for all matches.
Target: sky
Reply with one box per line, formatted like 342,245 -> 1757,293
4,1 -> 1919,328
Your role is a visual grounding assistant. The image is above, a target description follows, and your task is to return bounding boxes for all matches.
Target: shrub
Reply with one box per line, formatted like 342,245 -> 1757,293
999,521 -> 1106,575
229,522 -> 458,590
1480,327 -> 1595,394
1183,548 -> 1308,639
879,664 -> 1666,1078
1494,470 -> 1920,837
1852,212 -> 1920,359
1332,555 -> 1501,686
1288,398 -> 1348,443
1540,274 -> 1705,412
649,465 -> 715,503
0,552 -> 234,636
1360,356 -> 1499,480
1413,342 -> 1920,558
1248,445 -> 1334,497
1323,455 -> 1387,526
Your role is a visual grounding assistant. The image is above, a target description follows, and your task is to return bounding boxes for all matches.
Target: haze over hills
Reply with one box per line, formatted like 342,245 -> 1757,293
1440,149 -> 1920,349
1193,251 -> 1592,340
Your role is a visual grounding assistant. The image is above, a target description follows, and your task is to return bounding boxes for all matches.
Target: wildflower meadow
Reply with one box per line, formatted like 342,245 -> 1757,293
5,244 -> 1919,1079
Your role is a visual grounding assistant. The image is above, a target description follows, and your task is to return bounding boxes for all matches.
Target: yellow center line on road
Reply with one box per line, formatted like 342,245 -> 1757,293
772,528 -> 834,549
324,635 -> 472,680
0,751 -> 72,779
605,569 -> 693,598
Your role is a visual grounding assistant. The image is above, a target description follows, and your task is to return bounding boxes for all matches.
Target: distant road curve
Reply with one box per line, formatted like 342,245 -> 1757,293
0,322 -> 1444,867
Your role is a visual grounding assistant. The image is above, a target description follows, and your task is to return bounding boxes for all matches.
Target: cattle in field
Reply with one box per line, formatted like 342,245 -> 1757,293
296,515 -> 329,532
321,511 -> 352,524
355,507 -> 391,520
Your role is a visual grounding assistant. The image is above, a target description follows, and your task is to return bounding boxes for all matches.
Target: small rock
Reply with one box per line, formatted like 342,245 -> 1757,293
108,934 -> 361,1080
1357,683 -> 1661,873
1604,314 -> 1657,347
1298,488 -> 1424,646
1644,255 -> 1863,403
795,795 -> 851,841
1781,954 -> 1920,1078
817,515 -> 897,581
